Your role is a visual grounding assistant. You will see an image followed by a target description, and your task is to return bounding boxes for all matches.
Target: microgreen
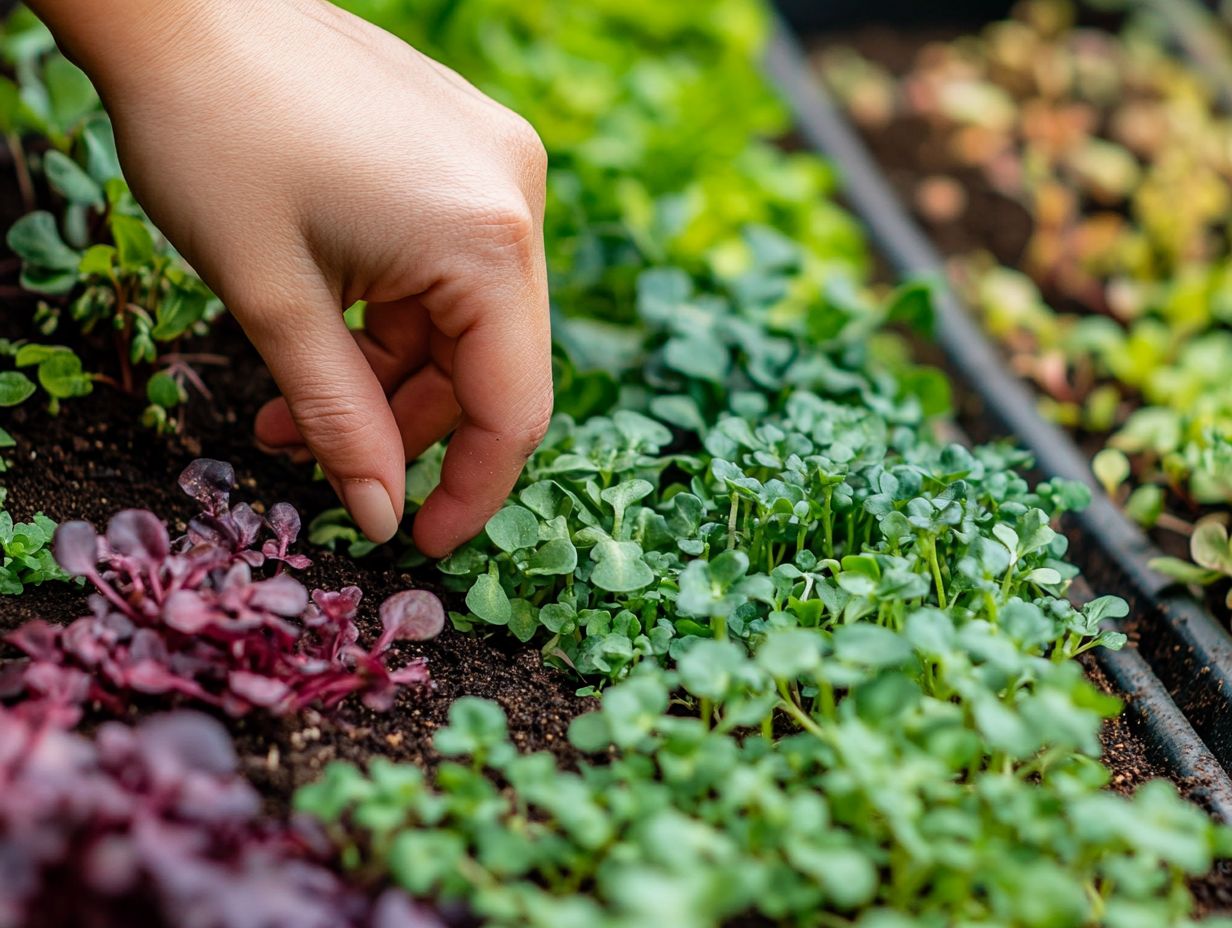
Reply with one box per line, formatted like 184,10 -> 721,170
0,508 -> 66,594
1,459 -> 441,724
0,706 -> 434,928
821,4 -> 1232,586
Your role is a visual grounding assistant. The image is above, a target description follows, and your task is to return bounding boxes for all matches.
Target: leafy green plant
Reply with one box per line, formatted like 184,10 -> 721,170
820,0 -> 1232,585
0,13 -> 224,431
1151,515 -> 1232,606
0,509 -> 64,594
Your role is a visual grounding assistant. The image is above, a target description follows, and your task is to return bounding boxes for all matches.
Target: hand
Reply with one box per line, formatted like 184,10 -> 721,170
35,0 -> 552,554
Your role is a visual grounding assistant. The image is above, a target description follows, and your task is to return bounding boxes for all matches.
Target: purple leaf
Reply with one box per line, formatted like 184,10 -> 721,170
178,459 -> 235,515
266,502 -> 301,550
163,590 -> 215,635
136,712 -> 238,775
53,521 -> 100,576
378,590 -> 445,645
5,460 -> 431,726
5,620 -> 62,661
248,575 -> 310,617
230,503 -> 264,549
228,672 -> 292,709
370,889 -> 446,928
105,509 -> 170,565
389,659 -> 431,687
311,587 -> 363,623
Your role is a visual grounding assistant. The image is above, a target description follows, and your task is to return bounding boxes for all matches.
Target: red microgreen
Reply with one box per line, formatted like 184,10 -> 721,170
3,460 -> 440,724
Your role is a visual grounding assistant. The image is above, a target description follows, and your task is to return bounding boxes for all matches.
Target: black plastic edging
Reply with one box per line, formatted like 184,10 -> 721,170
761,18 -> 1232,779
1073,578 -> 1232,821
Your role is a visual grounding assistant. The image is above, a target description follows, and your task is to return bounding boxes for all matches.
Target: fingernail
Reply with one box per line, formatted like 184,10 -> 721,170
342,479 -> 399,543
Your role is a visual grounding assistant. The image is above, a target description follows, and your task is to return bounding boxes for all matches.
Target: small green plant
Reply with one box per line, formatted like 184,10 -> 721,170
0,509 -> 64,594
821,0 -> 1232,588
1151,516 -> 1232,606
0,12 -> 225,431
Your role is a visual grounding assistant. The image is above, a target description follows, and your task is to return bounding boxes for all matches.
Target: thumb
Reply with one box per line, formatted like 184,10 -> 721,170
239,290 -> 406,543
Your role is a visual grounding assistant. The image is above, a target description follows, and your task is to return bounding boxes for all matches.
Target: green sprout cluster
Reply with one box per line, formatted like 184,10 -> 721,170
819,0 -> 1232,589
295,1 -> 1232,925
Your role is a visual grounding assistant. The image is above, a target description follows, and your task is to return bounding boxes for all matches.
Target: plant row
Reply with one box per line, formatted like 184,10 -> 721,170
817,0 -> 1232,603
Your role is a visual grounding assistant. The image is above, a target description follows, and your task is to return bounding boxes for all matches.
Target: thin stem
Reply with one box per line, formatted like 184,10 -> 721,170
924,535 -> 947,608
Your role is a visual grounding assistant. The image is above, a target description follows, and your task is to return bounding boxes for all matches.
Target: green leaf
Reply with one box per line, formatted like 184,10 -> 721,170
677,639 -> 750,700
507,598 -> 539,643
38,351 -> 91,400
1191,518 -> 1232,574
756,628 -> 824,680
109,213 -> 156,269
146,371 -> 185,409
0,371 -> 36,407
78,244 -> 116,277
43,150 -> 102,206
833,624 -> 913,668
152,282 -> 210,340
485,505 -> 539,553
7,211 -> 80,270
589,539 -> 653,592
1148,556 -> 1221,586
82,115 -> 122,182
434,696 -> 509,757
1092,448 -> 1130,497
465,570 -> 511,625
526,538 -> 578,576
44,54 -> 97,131
884,278 -> 935,333
388,830 -> 466,897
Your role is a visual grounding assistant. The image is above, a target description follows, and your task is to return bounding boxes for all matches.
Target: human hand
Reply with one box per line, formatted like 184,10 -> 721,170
34,0 -> 552,554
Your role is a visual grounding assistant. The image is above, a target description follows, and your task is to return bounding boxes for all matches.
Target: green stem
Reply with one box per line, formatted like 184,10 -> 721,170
925,535 -> 947,608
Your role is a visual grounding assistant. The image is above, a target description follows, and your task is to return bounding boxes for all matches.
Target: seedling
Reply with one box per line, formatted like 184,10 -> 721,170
3,459 -> 442,723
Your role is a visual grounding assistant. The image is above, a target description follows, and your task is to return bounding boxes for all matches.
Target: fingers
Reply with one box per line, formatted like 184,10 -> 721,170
389,364 -> 461,461
237,288 -> 406,543
255,297 -> 433,450
413,274 -> 553,558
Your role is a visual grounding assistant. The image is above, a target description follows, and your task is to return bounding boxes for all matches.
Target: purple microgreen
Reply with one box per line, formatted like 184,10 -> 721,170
2,460 -> 441,721
53,520 -> 100,577
177,458 -> 235,516
0,707 -> 428,927
377,590 -> 446,650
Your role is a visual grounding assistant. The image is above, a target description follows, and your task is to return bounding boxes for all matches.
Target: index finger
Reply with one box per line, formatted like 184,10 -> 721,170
412,261 -> 552,558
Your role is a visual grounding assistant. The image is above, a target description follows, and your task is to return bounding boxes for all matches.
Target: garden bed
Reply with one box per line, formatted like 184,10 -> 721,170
769,0 -> 1232,772
5,0 -> 1232,924
0,312 -> 589,811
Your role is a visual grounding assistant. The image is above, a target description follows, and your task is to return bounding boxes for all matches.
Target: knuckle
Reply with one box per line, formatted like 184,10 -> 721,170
288,394 -> 377,444
469,196 -> 538,261
512,392 -> 553,456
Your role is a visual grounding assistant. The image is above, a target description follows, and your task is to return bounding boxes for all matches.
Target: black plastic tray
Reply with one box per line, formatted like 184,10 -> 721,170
763,4 -> 1232,812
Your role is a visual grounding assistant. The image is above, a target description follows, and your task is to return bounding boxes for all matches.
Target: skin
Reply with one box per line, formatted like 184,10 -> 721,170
26,0 -> 553,555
